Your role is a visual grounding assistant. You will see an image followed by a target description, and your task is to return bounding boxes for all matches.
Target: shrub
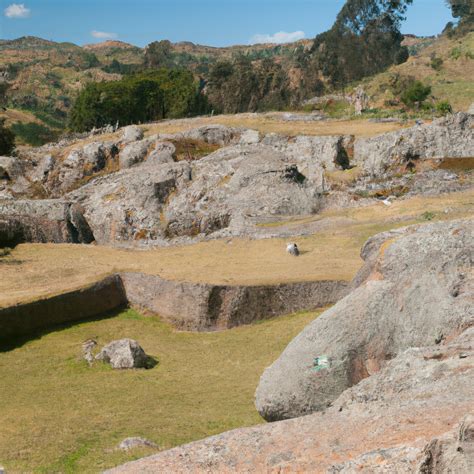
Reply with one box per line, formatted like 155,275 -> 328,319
450,47 -> 462,60
430,55 -> 444,71
421,211 -> 435,221
0,118 -> 15,155
400,81 -> 431,107
435,101 -> 452,115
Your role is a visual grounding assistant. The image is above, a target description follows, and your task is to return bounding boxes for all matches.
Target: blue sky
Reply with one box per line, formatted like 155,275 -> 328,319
0,0 -> 454,47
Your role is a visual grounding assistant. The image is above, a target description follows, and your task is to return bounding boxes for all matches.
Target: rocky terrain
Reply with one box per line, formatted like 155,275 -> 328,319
0,113 -> 473,249
0,109 -> 473,471
108,218 -> 474,473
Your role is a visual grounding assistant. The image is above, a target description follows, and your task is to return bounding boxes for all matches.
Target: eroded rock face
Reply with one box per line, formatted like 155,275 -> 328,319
95,338 -> 149,369
354,113 -> 474,177
255,219 -> 474,421
106,322 -> 474,473
0,199 -> 94,246
68,162 -> 191,244
119,138 -> 153,168
164,144 -> 325,238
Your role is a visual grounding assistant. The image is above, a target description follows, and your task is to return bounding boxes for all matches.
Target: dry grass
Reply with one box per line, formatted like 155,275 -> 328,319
0,307 -> 320,472
63,113 -> 413,153
142,113 -> 412,138
1,189 -> 473,308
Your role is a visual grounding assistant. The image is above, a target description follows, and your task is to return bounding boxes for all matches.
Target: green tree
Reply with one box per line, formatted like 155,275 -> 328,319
310,0 -> 413,90
445,0 -> 474,34
144,40 -> 174,68
69,69 -> 208,132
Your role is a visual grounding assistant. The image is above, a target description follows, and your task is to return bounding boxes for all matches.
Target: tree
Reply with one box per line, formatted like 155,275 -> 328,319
69,69 -> 208,132
310,0 -> 413,89
144,40 -> 174,68
445,0 -> 474,34
0,118 -> 15,155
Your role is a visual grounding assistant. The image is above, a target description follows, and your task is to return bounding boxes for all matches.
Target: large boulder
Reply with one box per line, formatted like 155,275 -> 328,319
0,156 -> 22,181
119,138 -> 153,168
0,199 -> 94,246
121,125 -> 143,142
180,125 -> 241,146
255,218 -> 474,421
95,338 -> 149,369
164,144 -> 325,238
106,323 -> 474,472
262,134 -> 353,172
354,113 -> 474,176
68,161 -> 191,244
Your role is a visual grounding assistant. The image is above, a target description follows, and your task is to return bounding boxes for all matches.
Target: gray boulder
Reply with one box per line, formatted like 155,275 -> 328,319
119,138 -> 152,168
146,141 -> 176,165
0,199 -> 94,246
0,156 -> 22,181
164,144 -> 325,238
239,129 -> 260,145
181,125 -> 240,146
29,154 -> 55,183
121,125 -> 143,142
255,218 -> 474,421
95,338 -> 149,369
68,162 -> 191,244
354,112 -> 474,176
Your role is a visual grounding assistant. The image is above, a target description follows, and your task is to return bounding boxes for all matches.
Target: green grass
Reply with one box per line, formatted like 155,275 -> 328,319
0,308 -> 320,472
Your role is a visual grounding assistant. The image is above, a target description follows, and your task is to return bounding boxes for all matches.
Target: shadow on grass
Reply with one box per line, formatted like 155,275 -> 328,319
0,305 -> 128,353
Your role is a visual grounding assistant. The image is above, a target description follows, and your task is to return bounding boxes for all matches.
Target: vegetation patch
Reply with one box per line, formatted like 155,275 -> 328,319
170,138 -> 220,161
0,308 -> 320,472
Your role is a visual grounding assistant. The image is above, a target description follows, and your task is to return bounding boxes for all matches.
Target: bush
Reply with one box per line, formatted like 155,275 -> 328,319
430,55 -> 444,71
435,101 -> 452,115
400,81 -> 431,107
0,118 -> 15,155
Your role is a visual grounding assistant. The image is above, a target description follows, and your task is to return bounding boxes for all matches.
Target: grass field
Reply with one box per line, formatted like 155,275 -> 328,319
1,189 -> 473,308
0,308 -> 319,472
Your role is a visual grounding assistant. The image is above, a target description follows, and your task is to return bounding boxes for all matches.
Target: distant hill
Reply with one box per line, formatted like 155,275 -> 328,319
0,35 -> 311,137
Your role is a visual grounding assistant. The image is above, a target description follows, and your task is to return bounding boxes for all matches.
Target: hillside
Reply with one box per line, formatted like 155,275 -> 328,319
0,36 -> 309,134
361,31 -> 474,112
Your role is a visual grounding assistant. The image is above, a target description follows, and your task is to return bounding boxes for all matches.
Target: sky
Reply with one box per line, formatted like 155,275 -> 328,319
0,0 -> 455,47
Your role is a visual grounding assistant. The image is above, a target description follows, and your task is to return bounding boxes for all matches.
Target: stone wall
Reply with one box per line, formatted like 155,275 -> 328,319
0,275 -> 127,341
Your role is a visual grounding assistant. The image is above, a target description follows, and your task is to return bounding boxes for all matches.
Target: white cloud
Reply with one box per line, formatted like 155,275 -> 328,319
4,3 -> 30,18
250,30 -> 305,45
91,30 -> 118,40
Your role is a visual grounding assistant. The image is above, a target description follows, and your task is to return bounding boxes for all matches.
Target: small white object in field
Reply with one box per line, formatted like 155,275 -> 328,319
382,198 -> 392,206
286,243 -> 300,256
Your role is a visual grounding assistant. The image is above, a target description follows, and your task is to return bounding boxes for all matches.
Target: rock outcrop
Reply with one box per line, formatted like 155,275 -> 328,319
255,219 -> 473,421
1,118 -> 472,247
354,113 -> 474,177
0,199 -> 94,246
